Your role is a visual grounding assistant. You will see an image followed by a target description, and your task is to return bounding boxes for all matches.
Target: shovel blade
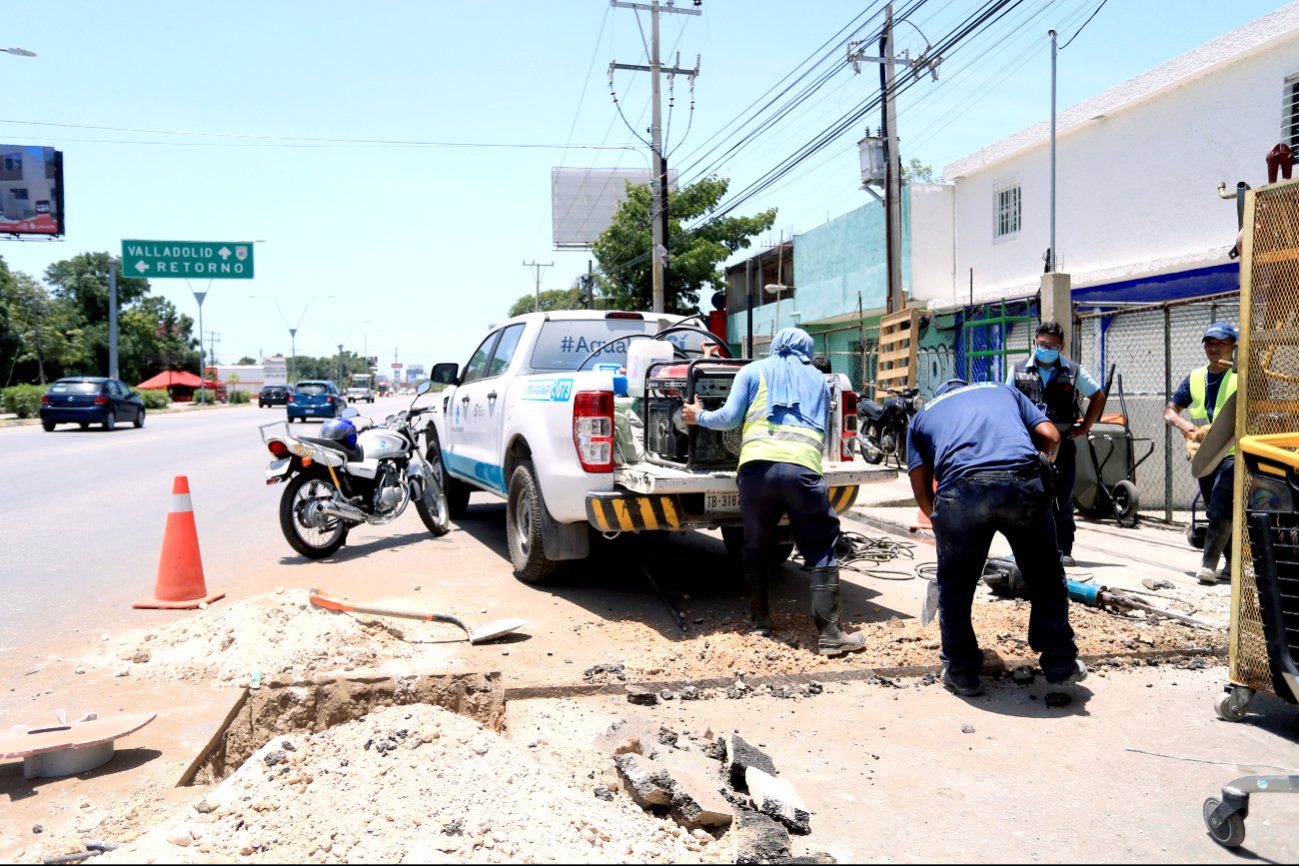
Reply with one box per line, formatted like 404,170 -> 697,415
920,580 -> 939,628
467,618 -> 529,645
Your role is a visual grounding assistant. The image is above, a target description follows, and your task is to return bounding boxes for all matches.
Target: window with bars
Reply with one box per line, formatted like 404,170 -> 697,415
994,179 -> 1020,242
1285,73 -> 1298,150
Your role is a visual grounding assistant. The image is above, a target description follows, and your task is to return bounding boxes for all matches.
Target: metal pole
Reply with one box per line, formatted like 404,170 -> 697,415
338,343 -> 344,386
1164,306 -> 1173,522
107,259 -> 119,379
289,328 -> 298,386
745,258 -> 754,358
650,0 -> 665,313
1048,29 -> 1057,273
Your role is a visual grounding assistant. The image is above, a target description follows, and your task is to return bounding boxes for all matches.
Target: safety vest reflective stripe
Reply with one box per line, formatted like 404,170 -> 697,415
740,370 -> 824,473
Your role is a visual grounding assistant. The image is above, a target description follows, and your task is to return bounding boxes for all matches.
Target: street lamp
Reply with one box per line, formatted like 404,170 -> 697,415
2,47 -> 37,57
249,294 -> 335,385
314,319 -> 371,387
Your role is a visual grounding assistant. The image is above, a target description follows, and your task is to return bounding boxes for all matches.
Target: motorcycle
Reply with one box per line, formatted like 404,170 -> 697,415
856,386 -> 922,467
261,382 -> 450,559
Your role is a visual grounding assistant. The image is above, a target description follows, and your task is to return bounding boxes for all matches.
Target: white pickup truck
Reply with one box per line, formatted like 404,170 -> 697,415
347,373 -> 376,403
428,310 -> 894,583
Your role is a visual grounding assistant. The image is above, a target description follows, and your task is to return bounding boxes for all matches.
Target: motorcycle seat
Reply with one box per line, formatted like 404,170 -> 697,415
858,399 -> 887,422
299,436 -> 365,463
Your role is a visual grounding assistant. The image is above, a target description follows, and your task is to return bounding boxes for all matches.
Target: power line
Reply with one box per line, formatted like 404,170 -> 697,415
1059,0 -> 1108,50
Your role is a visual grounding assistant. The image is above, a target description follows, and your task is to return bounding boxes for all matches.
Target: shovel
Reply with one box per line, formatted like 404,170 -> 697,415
308,588 -> 528,645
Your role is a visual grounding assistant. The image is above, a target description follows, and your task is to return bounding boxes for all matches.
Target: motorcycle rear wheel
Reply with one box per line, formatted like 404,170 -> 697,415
280,470 -> 349,559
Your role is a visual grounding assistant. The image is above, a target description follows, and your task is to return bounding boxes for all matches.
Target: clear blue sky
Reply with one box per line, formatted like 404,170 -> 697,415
0,1 -> 1288,373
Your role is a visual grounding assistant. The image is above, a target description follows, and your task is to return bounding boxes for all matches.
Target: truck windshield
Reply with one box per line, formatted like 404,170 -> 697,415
531,317 -> 718,371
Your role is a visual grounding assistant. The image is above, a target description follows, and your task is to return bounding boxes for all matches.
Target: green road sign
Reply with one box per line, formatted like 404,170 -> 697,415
121,240 -> 255,279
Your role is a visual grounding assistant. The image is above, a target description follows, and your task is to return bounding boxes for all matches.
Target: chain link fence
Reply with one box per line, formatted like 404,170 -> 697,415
1075,291 -> 1240,520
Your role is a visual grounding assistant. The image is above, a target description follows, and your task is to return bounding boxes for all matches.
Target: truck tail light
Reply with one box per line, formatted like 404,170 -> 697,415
573,391 -> 614,473
840,390 -> 858,461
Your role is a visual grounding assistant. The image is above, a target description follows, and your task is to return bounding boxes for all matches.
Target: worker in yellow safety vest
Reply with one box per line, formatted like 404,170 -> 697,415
683,327 -> 866,656
1164,322 -> 1238,584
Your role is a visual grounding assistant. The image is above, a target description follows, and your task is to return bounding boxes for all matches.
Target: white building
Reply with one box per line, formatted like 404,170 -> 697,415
911,2 -> 1299,307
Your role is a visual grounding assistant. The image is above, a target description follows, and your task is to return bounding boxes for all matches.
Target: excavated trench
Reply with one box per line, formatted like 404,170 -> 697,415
181,671 -> 505,785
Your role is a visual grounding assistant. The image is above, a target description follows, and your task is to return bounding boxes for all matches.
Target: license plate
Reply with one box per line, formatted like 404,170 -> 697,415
705,491 -> 741,513
265,458 -> 291,484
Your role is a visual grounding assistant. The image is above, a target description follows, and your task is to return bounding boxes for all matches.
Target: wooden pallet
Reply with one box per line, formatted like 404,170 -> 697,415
872,307 -> 919,399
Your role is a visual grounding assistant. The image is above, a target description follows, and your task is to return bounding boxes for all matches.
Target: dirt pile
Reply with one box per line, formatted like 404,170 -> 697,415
80,591 -> 463,687
103,703 -> 727,864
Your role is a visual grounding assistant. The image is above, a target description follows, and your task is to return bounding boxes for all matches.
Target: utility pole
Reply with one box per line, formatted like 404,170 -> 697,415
108,258 -> 119,379
849,4 -> 940,315
610,0 -> 700,313
522,260 -> 553,312
205,331 -> 220,367
882,4 -> 903,315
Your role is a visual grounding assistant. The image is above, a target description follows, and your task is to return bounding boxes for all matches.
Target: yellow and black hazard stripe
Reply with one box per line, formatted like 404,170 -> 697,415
828,486 -> 859,514
587,493 -> 682,532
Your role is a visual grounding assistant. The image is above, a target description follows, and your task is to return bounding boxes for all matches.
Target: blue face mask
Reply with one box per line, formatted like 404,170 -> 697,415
1034,347 -> 1060,364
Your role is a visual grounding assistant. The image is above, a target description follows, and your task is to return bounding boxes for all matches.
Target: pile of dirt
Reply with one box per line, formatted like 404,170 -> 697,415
81,591 -> 463,687
582,596 -> 1225,685
103,703 -> 727,864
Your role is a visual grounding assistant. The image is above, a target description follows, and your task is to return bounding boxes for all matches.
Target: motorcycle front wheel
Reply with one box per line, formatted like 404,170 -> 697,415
413,458 -> 451,537
279,470 -> 349,559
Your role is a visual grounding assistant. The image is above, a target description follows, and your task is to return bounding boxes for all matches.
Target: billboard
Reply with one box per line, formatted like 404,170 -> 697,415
0,145 -> 64,237
551,167 -> 677,248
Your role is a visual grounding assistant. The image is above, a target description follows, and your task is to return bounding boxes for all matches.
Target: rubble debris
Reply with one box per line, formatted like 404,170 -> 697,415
725,732 -> 779,790
1011,666 -> 1035,684
613,753 -> 673,808
746,766 -> 811,834
730,810 -> 791,864
1142,578 -> 1175,591
583,663 -> 627,682
626,687 -> 659,706
1045,692 -> 1073,708
778,853 -> 839,864
664,758 -> 734,830
960,725 -> 976,734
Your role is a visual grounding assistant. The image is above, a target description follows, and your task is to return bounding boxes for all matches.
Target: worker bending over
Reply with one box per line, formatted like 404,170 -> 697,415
684,327 -> 866,656
907,380 -> 1085,696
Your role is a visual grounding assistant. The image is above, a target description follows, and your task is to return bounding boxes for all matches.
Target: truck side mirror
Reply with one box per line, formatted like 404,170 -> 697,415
431,363 -> 459,385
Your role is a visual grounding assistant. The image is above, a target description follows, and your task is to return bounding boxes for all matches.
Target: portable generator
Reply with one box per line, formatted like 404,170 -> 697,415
643,358 -> 748,469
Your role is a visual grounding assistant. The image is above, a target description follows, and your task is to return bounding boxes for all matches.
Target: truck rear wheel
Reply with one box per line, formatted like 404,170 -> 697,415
506,460 -> 562,585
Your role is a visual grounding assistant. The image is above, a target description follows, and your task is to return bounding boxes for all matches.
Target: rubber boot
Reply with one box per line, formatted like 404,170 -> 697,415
1198,518 -> 1231,584
745,558 -> 771,637
810,567 -> 866,656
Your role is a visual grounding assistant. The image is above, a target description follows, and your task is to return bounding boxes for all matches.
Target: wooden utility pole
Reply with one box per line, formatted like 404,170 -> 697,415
610,0 -> 700,313
522,260 -> 553,312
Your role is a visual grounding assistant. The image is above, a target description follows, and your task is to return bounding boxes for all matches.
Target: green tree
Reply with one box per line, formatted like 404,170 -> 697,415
44,252 -> 153,376
236,356 -> 257,365
902,158 -> 942,184
6,273 -> 85,384
507,287 -> 583,318
592,176 -> 776,315
119,295 -> 196,384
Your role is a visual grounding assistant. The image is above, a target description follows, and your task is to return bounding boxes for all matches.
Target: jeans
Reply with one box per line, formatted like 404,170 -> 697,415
1199,455 -> 1235,522
929,471 -> 1079,681
737,460 -> 840,570
1053,437 -> 1077,556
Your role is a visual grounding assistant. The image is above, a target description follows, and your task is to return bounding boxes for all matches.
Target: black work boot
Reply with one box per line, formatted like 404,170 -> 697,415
810,567 -> 866,656
1198,518 -> 1231,585
745,559 -> 772,637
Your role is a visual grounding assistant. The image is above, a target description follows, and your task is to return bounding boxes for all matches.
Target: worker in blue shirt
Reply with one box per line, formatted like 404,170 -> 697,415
907,380 -> 1085,697
1164,322 -> 1238,584
683,327 -> 866,656
1007,321 -> 1106,567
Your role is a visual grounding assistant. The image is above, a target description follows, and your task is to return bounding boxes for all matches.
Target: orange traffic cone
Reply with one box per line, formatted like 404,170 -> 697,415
134,476 -> 225,609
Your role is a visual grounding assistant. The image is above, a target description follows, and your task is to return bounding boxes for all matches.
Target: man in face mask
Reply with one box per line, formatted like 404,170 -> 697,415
1007,321 -> 1106,567
683,327 -> 866,656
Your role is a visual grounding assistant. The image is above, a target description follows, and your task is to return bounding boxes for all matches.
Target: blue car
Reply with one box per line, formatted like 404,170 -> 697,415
39,377 -> 146,432
285,380 -> 346,422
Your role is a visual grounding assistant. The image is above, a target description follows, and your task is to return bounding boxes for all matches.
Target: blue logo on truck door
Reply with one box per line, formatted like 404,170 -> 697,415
521,377 -> 574,403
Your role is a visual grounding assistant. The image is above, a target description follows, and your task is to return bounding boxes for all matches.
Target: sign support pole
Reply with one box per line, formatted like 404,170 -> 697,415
108,259 -> 119,379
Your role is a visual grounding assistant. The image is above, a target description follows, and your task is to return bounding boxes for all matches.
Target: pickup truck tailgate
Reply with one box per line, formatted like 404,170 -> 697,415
613,460 -> 896,494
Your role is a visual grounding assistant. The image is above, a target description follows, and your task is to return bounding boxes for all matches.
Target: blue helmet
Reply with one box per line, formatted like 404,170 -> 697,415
320,417 -> 357,449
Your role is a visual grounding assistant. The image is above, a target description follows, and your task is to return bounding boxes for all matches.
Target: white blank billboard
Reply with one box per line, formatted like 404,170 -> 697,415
551,167 -> 678,248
